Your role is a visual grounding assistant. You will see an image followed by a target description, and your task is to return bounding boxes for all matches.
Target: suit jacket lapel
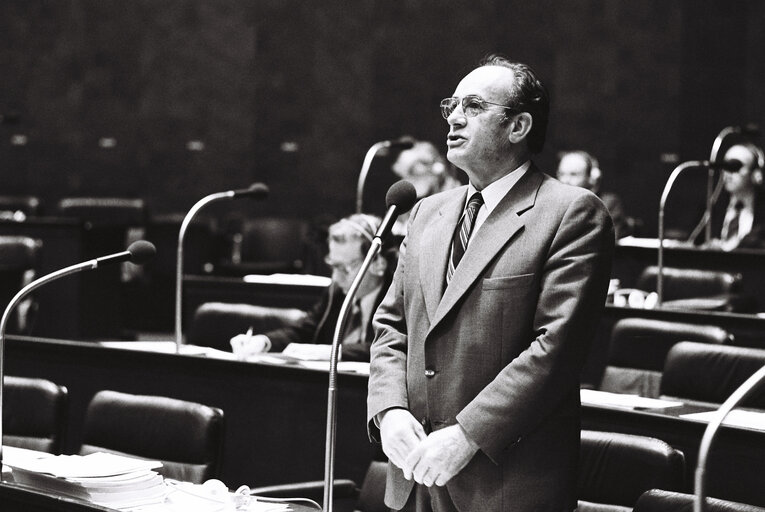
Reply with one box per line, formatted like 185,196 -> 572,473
429,168 -> 544,334
420,187 -> 467,323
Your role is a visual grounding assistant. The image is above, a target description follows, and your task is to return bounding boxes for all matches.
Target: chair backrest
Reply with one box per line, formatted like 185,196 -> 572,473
578,430 -> 685,511
3,376 -> 68,454
188,302 -> 306,351
660,342 -> 765,408
356,460 -> 388,512
56,197 -> 146,227
599,318 -> 732,397
0,236 -> 41,333
80,390 -> 225,484
637,266 -> 742,302
633,489 -> 765,512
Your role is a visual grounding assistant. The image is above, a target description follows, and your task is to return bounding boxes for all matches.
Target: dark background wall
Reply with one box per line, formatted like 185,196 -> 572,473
1,0 -> 763,234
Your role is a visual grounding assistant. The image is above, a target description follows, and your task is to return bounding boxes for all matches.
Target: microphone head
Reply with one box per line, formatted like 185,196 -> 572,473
233,182 -> 269,199
386,180 -> 418,214
388,136 -> 416,150
127,240 -> 157,265
719,159 -> 744,172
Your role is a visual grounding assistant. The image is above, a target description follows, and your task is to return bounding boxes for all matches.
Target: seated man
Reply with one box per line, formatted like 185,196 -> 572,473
557,150 -> 632,239
390,140 -> 461,235
230,213 -> 395,362
708,142 -> 765,251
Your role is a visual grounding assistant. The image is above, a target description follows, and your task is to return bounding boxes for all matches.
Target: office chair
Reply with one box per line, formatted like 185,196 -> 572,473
250,459 -> 387,512
637,266 -> 755,312
577,430 -> 686,512
599,318 -> 732,397
3,376 -> 68,454
0,236 -> 41,334
80,390 -> 225,484
660,342 -> 765,409
187,302 -> 306,351
633,489 -> 765,512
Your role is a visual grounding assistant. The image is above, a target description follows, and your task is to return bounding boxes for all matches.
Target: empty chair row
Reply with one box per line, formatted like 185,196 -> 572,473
2,378 -> 224,484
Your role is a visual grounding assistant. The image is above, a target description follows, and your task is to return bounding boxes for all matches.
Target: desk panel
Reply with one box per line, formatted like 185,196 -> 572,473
5,336 -> 375,489
614,239 -> 765,311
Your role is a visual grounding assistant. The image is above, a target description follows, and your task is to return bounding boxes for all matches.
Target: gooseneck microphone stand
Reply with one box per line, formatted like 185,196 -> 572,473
0,241 -> 156,467
322,238 -> 382,512
657,161 -> 706,306
174,184 -> 267,354
355,137 -> 414,213
694,363 -> 765,511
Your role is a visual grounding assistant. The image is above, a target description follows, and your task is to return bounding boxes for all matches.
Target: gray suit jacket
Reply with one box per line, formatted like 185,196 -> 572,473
367,166 -> 614,511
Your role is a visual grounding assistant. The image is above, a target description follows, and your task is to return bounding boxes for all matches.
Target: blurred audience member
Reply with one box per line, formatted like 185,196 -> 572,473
708,142 -> 765,250
557,150 -> 632,238
391,140 -> 461,234
230,213 -> 395,362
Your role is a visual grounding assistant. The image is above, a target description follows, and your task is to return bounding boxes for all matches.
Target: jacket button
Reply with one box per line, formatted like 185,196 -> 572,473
424,369 -> 436,377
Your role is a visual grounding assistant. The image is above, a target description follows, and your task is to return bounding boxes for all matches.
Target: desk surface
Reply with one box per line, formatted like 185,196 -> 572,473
7,335 -> 765,507
5,335 -> 376,491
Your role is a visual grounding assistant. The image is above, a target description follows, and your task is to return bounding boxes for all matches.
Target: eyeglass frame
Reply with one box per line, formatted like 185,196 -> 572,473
440,95 -> 519,120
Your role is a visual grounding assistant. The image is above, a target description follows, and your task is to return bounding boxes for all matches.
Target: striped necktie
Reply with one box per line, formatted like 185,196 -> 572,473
447,192 -> 484,284
723,201 -> 744,241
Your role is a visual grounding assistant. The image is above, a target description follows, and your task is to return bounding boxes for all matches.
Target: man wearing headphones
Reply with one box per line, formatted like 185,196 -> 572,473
712,142 -> 765,250
556,150 -> 632,239
230,213 -> 395,362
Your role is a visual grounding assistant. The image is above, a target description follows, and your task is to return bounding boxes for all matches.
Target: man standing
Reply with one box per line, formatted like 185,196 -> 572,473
367,56 -> 614,511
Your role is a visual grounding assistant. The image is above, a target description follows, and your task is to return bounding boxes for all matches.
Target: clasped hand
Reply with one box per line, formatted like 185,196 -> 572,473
379,409 -> 479,487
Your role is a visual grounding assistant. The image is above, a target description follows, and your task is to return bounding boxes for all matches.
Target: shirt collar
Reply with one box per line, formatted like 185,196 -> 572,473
465,160 -> 531,214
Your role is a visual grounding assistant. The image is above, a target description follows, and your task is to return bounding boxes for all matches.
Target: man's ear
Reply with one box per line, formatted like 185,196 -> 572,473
369,254 -> 387,277
754,168 -> 764,187
507,112 -> 533,144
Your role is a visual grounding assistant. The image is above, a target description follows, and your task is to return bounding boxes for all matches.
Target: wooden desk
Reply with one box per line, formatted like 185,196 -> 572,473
5,335 -> 375,490
582,401 -> 765,507
0,479 -> 321,512
614,238 -> 765,311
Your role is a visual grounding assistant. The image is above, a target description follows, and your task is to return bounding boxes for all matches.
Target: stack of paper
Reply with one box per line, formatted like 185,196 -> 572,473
5,450 -> 167,509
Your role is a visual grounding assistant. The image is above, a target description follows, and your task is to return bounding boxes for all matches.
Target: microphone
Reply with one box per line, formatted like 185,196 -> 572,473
230,182 -> 270,199
94,240 -> 157,267
322,182 -> 414,512
356,136 -> 417,213
0,241 -> 156,466
707,158 -> 743,172
694,363 -> 765,511
657,160 -> 709,305
383,135 -> 416,150
374,180 -> 418,242
175,183 -> 269,353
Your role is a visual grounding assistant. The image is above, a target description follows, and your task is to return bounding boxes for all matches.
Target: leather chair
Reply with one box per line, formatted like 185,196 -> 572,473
599,318 -> 732,397
220,216 -> 311,275
637,266 -> 755,313
188,301 -> 306,351
660,342 -> 765,409
0,236 -> 41,334
633,489 -> 765,512
79,390 -> 225,484
250,459 -> 387,512
578,430 -> 685,512
3,376 -> 68,454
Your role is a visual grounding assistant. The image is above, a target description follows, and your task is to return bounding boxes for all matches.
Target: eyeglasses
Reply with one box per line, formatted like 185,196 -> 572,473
440,95 -> 518,119
324,256 -> 363,276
